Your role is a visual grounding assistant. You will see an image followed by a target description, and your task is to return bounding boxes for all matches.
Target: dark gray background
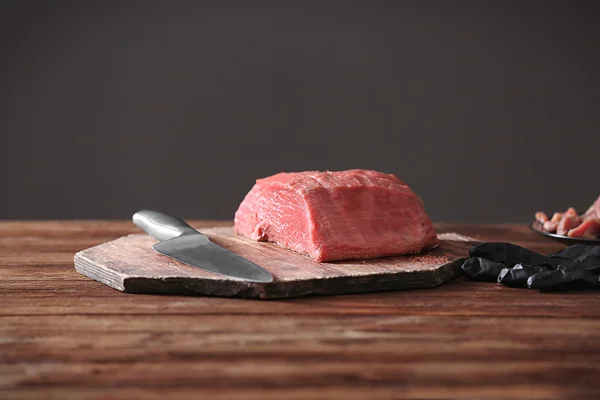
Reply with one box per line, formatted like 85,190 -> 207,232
1,1 -> 599,222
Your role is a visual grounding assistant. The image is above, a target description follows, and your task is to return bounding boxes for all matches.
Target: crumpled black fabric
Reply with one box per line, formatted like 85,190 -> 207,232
461,242 -> 600,291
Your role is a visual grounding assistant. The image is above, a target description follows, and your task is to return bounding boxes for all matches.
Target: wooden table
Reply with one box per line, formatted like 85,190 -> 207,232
1,221 -> 599,399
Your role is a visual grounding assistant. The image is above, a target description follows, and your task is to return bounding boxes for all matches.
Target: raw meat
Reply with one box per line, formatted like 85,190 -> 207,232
557,215 -> 582,236
543,220 -> 558,233
535,212 -> 549,224
583,196 -> 600,220
234,170 -> 439,262
535,195 -> 600,239
568,219 -> 600,239
565,207 -> 578,217
543,212 -> 564,233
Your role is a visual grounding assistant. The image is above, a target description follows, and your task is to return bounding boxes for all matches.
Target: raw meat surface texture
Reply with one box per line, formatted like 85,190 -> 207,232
534,195 -> 600,239
568,219 -> 600,239
234,170 -> 439,262
557,215 -> 582,236
583,196 -> 600,220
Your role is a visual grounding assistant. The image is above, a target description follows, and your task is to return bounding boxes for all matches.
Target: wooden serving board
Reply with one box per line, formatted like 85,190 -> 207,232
74,226 -> 474,299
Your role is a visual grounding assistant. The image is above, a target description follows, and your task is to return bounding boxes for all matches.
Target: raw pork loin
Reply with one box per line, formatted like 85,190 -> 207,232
234,170 -> 438,262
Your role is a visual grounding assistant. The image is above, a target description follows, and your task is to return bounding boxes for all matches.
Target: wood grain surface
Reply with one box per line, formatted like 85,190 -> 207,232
74,227 -> 471,299
2,221 -> 600,399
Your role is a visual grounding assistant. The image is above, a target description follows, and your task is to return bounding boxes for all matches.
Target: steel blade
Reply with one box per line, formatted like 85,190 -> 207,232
152,234 -> 273,283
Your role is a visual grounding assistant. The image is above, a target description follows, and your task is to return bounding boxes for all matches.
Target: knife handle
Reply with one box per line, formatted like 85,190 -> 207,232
132,210 -> 197,242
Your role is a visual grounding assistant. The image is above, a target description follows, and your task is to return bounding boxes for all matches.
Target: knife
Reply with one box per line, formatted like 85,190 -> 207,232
132,210 -> 273,283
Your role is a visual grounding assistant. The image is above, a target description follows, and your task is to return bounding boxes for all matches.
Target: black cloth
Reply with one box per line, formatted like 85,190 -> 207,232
461,242 -> 600,291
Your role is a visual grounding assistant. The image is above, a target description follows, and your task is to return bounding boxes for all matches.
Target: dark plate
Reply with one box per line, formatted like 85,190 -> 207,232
530,221 -> 600,245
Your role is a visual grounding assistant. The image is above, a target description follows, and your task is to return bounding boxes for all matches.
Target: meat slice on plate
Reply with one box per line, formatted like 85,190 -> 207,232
583,195 -> 600,220
543,212 -> 564,233
535,212 -> 549,224
557,215 -> 582,236
565,207 -> 578,217
568,219 -> 600,239
234,169 -> 439,262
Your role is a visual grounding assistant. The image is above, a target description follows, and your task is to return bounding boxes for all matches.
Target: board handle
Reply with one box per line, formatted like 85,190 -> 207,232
132,210 -> 197,242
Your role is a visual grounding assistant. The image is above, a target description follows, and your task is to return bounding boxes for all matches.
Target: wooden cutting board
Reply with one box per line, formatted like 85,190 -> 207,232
74,226 -> 474,299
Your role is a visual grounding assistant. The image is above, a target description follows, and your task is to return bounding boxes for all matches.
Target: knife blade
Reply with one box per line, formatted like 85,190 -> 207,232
132,210 -> 273,283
